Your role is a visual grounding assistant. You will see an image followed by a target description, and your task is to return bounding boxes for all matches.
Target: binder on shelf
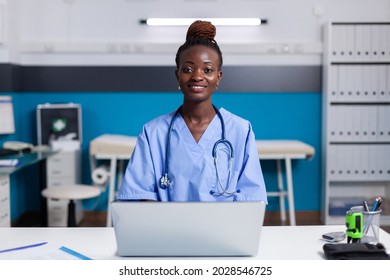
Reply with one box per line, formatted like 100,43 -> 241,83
350,66 -> 361,102
376,144 -> 386,180
385,145 -> 390,180
377,106 -> 386,141
387,106 -> 390,140
370,65 -> 380,101
330,24 -> 343,61
367,144 -> 376,180
345,65 -> 355,100
343,106 -> 352,141
349,145 -> 359,180
353,145 -> 363,181
368,106 -> 378,141
334,106 -> 341,142
355,24 -> 372,61
360,106 -> 370,141
335,145 -> 344,180
349,106 -> 360,141
329,106 -> 341,142
353,105 -> 362,141
380,25 -> 389,61
360,144 -> 370,179
386,106 -> 390,141
343,144 -> 352,179
338,65 -> 348,101
371,24 -> 387,61
329,65 -> 339,102
360,65 -> 370,102
385,25 -> 390,61
328,145 -> 337,180
378,66 -> 387,102
328,106 -> 336,141
387,66 -> 390,102
344,25 -> 356,61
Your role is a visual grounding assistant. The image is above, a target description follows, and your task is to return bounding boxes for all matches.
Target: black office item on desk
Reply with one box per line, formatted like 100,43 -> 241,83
323,243 -> 390,260
0,148 -> 20,158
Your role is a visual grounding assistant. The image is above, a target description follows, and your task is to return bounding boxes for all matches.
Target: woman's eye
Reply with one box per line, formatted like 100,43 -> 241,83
183,67 -> 192,73
204,68 -> 213,73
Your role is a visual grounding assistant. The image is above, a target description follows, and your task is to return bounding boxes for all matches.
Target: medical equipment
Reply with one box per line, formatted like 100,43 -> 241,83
160,105 -> 238,196
346,210 -> 363,243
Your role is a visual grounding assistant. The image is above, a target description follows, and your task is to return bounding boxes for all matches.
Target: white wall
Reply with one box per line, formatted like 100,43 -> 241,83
2,0 -> 390,65
0,0 -> 7,61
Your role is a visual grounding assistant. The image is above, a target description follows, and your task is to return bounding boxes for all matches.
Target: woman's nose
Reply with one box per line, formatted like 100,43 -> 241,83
191,69 -> 204,80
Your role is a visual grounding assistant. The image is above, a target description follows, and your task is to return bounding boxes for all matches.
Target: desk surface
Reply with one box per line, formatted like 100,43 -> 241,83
1,226 -> 389,260
0,151 -> 57,175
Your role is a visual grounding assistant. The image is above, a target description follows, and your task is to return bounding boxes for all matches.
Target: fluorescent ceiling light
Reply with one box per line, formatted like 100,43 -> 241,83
140,18 -> 267,26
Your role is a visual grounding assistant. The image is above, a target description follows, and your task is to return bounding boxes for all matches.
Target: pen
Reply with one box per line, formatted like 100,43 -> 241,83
0,242 -> 47,254
371,197 -> 380,212
363,197 -> 377,236
374,197 -> 382,211
363,201 -> 369,212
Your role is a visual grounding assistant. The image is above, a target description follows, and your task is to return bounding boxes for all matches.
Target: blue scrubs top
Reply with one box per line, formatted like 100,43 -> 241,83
116,108 -> 267,202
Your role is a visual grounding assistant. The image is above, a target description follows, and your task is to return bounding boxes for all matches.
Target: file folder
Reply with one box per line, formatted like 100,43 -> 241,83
378,66 -> 387,102
355,24 -> 372,61
371,24 -> 387,61
330,65 -> 339,102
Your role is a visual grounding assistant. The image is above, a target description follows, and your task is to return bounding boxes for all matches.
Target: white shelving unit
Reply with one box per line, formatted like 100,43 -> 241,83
0,174 -> 10,227
322,21 -> 390,225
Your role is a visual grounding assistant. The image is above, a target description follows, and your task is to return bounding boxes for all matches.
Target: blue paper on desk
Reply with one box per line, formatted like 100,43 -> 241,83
0,242 -> 92,260
0,159 -> 19,167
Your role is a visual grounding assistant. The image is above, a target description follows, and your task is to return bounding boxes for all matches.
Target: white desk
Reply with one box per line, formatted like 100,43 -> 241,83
0,226 -> 389,260
89,136 -> 315,227
0,151 -> 57,227
256,140 -> 315,226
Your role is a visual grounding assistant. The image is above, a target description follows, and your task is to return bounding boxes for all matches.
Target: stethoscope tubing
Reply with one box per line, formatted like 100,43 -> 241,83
160,105 -> 237,196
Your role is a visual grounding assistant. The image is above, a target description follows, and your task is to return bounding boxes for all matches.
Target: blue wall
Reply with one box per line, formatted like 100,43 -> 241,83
1,91 -> 321,221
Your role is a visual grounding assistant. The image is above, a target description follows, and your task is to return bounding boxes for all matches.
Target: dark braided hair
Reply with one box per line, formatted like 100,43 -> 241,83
175,20 -> 223,70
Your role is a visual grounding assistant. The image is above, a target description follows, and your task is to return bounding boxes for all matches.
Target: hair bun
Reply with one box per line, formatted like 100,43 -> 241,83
186,20 -> 216,41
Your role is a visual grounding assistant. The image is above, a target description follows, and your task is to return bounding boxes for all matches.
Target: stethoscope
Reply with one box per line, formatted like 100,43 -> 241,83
159,105 -> 240,196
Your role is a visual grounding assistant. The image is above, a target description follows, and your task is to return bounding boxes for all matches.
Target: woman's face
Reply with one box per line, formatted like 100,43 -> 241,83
176,45 -> 222,104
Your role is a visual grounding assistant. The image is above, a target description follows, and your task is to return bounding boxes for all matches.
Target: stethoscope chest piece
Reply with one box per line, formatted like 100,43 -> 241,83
160,173 -> 170,189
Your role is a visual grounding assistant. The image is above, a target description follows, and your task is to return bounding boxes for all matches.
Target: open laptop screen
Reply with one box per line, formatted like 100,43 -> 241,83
111,201 -> 266,257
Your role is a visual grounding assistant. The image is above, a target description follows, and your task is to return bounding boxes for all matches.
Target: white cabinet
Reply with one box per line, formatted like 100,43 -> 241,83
46,150 -> 83,226
0,175 -> 10,227
322,21 -> 390,225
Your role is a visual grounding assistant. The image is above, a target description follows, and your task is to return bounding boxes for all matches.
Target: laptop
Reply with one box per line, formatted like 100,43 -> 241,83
111,201 -> 266,257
